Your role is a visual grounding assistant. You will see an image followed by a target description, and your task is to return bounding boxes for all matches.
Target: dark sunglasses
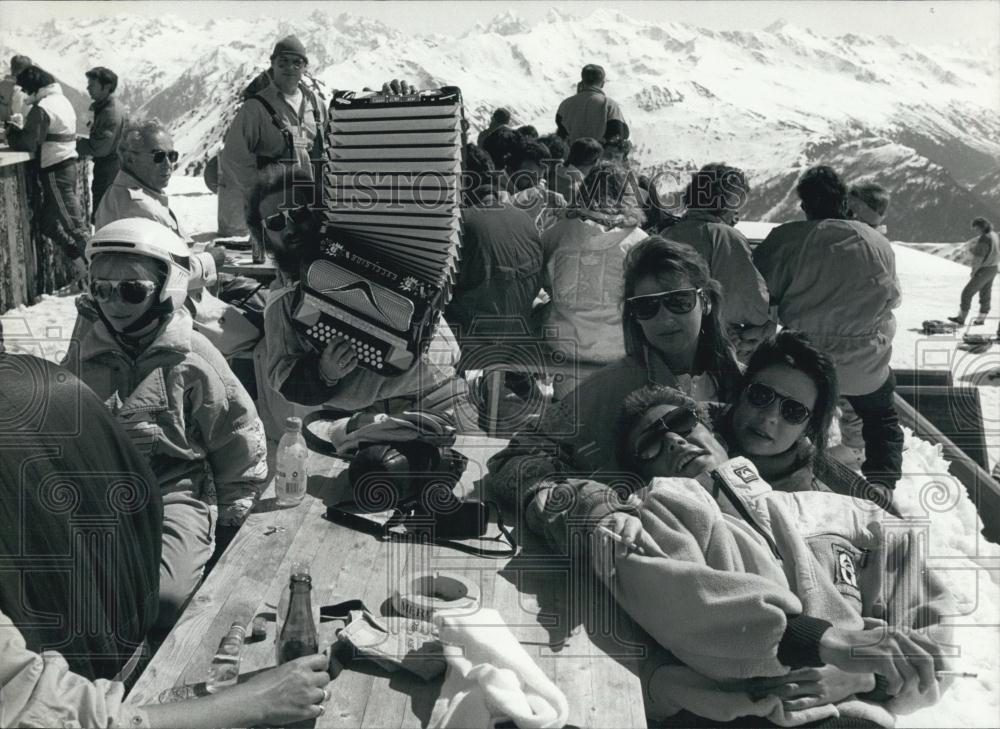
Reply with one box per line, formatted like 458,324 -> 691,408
263,204 -> 312,233
90,278 -> 158,305
627,288 -> 701,320
149,149 -> 179,164
744,382 -> 812,425
634,407 -> 699,463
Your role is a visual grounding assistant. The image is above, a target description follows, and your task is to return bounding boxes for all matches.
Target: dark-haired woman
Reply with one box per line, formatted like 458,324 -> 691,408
485,235 -> 743,521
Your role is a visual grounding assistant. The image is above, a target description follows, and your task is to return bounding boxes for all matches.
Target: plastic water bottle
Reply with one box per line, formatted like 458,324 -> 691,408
275,417 -> 307,506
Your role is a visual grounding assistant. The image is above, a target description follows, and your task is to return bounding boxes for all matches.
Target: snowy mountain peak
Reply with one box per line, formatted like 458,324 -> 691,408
483,10 -> 531,36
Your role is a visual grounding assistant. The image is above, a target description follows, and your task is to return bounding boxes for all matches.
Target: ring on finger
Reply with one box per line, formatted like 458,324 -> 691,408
316,703 -> 326,715
321,687 -> 330,703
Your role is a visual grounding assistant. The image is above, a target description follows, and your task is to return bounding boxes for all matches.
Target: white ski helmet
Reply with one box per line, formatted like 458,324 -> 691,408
87,218 -> 191,310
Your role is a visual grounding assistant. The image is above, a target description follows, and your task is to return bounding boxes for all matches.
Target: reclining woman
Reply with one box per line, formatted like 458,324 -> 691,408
63,218 -> 268,630
249,167 -> 468,420
546,383 -> 955,728
486,235 -> 742,509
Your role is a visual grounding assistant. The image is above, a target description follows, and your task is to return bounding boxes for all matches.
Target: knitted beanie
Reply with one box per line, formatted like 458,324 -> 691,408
271,35 -> 308,63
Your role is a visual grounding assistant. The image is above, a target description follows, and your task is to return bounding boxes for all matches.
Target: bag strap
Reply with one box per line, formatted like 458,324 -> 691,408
250,94 -> 295,158
326,501 -> 519,559
301,408 -> 350,457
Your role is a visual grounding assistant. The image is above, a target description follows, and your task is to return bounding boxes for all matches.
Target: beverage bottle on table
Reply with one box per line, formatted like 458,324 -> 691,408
251,229 -> 266,264
205,621 -> 246,692
275,416 -> 307,506
276,562 -> 318,664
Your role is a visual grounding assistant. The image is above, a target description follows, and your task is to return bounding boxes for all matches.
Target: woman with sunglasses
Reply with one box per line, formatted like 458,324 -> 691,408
486,236 -> 742,516
588,384 -> 955,729
249,168 -> 465,421
718,330 -> 884,502
63,218 -> 268,631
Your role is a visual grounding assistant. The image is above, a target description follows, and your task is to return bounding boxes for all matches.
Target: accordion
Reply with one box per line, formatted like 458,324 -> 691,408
292,87 -> 466,376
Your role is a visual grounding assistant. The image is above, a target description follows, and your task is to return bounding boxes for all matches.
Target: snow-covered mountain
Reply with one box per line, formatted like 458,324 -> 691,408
3,8 -> 998,241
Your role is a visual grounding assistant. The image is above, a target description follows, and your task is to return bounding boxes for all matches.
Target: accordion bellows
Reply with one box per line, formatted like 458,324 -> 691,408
293,87 -> 466,375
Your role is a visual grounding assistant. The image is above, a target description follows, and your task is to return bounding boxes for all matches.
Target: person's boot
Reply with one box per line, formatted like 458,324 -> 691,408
947,311 -> 967,326
973,312 -> 988,326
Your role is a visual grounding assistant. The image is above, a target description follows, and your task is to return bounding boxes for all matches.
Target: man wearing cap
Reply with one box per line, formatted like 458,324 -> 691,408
555,64 -> 628,147
76,66 -> 128,217
218,35 -> 327,237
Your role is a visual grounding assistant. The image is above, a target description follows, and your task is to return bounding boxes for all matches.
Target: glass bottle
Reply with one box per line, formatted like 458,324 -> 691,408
275,416 -> 308,507
205,621 -> 245,692
276,562 -> 318,664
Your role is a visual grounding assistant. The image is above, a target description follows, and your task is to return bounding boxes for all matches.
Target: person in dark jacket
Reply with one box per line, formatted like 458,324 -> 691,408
664,163 -> 773,360
76,66 -> 128,217
446,143 -> 543,349
5,65 -> 89,278
555,64 -> 628,146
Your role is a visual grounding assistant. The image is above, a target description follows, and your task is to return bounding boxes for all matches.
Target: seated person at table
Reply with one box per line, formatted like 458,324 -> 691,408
534,384 -> 955,727
62,218 -> 268,630
1,324 -> 330,729
485,235 -> 742,504
251,167 -> 467,417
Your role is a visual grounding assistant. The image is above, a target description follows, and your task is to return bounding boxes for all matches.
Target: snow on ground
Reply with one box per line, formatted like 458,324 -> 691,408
2,176 -> 999,726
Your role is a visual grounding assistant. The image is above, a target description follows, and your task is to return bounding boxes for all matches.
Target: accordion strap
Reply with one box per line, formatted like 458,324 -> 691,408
251,84 -> 322,159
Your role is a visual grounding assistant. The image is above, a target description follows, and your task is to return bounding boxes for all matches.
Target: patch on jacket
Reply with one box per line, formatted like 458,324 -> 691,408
733,464 -> 759,484
832,544 -> 859,588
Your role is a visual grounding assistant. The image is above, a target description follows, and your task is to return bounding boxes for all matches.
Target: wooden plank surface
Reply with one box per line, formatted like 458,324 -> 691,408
129,435 -> 647,728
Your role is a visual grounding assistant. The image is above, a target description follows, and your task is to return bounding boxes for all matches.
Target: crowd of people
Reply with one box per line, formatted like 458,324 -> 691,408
0,34 -> 983,728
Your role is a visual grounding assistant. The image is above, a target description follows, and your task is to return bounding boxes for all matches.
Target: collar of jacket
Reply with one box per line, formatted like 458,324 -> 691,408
684,209 -> 729,225
578,85 -> 606,96
32,83 -> 63,103
117,169 -> 170,208
89,96 -> 113,113
79,302 -> 193,363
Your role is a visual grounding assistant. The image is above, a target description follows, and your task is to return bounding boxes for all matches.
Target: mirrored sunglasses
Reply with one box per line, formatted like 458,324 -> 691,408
90,279 -> 158,305
744,382 -> 811,425
149,149 -> 179,164
627,288 -> 701,320
634,407 -> 699,463
263,204 -> 312,233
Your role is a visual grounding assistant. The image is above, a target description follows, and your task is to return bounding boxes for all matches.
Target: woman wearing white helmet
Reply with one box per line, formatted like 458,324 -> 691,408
62,217 -> 268,631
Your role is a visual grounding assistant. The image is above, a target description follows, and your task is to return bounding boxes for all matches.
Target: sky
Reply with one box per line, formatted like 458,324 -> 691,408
1,0 -> 998,45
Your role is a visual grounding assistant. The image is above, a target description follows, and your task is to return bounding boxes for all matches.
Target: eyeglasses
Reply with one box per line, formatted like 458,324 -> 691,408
148,149 -> 179,165
275,55 -> 307,69
90,279 -> 158,305
627,288 -> 702,320
633,407 -> 699,463
263,204 -> 312,233
744,382 -> 812,425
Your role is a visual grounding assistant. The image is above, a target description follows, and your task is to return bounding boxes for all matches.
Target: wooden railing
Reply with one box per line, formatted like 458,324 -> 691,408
0,148 -> 90,314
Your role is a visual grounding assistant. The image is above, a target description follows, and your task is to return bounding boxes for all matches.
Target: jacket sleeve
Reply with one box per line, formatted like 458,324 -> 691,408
752,233 -> 788,308
612,486 -> 831,680
263,288 -> 342,406
76,103 -> 125,159
190,350 -> 268,526
0,613 -> 150,729
220,102 -> 263,193
7,104 -> 48,153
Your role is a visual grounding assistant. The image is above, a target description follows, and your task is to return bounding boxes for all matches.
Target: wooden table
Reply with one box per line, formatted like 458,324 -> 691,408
216,244 -> 278,282
128,435 -> 649,728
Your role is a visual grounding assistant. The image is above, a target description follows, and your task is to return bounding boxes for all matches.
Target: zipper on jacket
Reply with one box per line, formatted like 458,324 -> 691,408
712,471 -> 783,561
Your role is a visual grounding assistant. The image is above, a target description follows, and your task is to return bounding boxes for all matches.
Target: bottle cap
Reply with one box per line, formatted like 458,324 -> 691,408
227,621 -> 247,637
285,416 -> 303,432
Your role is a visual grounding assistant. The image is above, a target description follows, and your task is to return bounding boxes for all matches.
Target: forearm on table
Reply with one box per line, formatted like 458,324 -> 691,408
141,690 -> 261,729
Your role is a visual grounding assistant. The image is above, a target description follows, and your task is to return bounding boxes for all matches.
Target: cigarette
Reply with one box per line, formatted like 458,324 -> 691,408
596,525 -> 642,554
935,671 -> 978,678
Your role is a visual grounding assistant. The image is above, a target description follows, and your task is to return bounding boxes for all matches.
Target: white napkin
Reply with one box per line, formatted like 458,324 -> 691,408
428,609 -> 569,729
